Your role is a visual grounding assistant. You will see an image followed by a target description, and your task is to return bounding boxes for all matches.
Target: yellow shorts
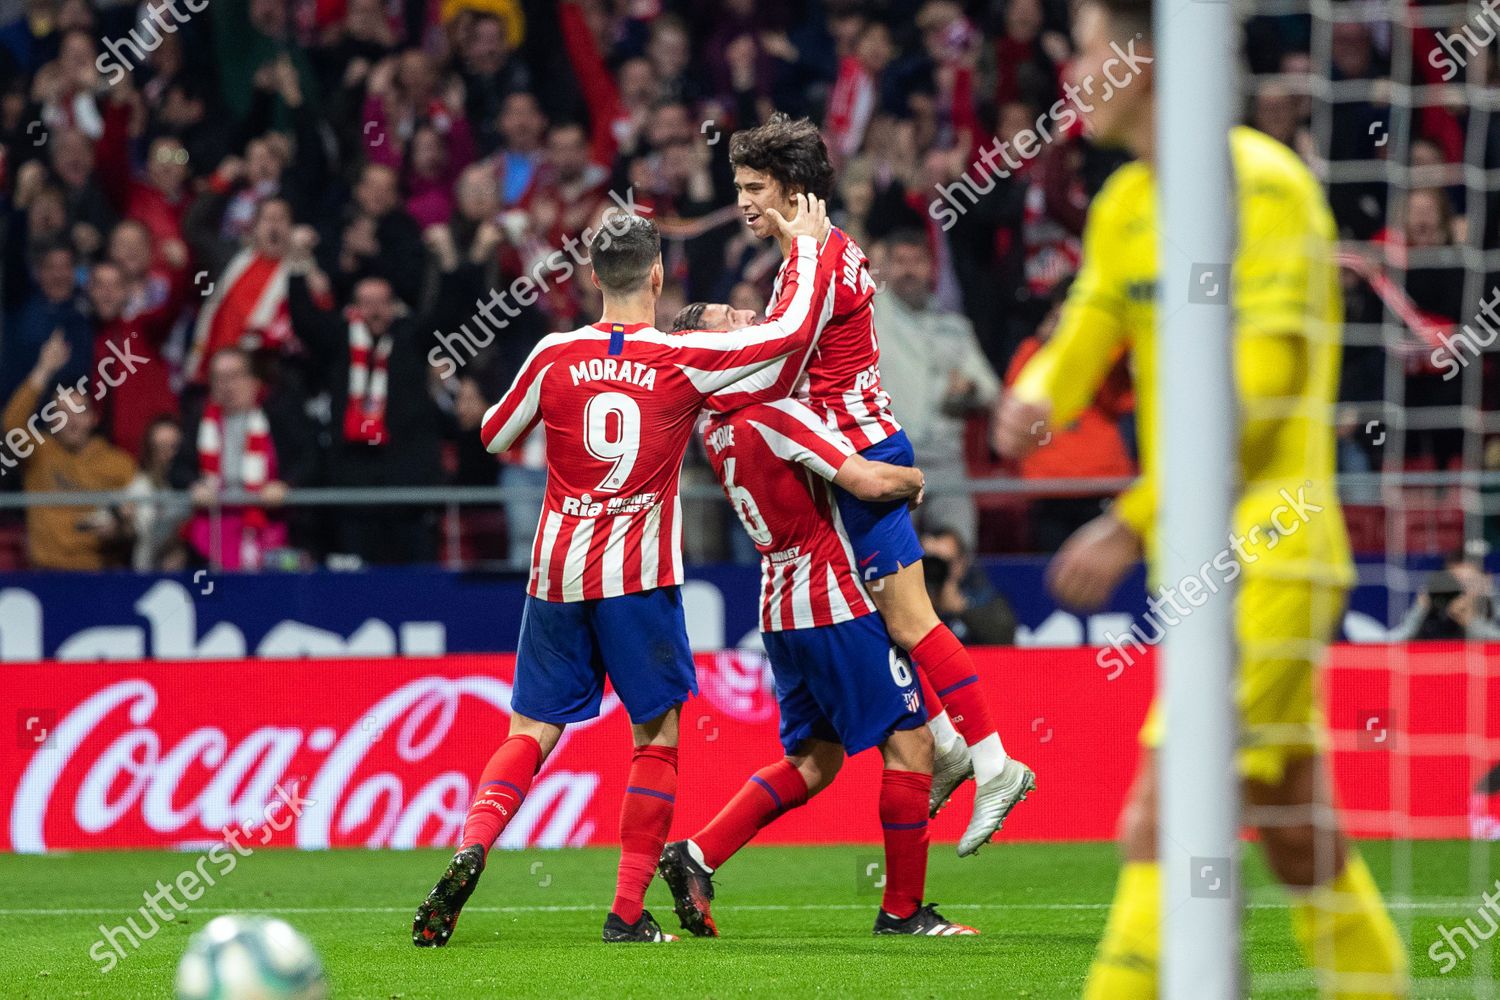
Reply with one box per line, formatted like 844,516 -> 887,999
1139,578 -> 1345,785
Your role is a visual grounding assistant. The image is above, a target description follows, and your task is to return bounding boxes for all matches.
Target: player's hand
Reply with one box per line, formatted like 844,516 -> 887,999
1046,511 -> 1142,611
907,466 -> 926,508
766,193 -> 829,244
994,394 -> 1053,459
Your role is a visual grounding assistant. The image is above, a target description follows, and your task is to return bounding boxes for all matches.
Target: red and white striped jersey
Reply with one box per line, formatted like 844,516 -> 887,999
702,398 -> 877,632
707,227 -> 902,452
481,235 -> 834,603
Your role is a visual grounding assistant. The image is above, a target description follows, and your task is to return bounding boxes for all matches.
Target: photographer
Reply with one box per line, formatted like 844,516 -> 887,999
1392,551 -> 1500,641
920,526 -> 1017,646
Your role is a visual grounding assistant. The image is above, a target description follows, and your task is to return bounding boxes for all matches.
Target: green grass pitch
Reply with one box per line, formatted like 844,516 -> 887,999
2,841 -> 1496,998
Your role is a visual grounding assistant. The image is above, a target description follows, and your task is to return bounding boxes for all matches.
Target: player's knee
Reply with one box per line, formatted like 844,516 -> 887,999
507,714 -> 564,759
881,724 -> 933,774
791,742 -> 844,793
1258,824 -> 1342,888
1117,769 -> 1158,861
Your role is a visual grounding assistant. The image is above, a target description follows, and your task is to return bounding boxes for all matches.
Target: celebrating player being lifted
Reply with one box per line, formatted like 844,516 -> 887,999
707,116 -> 1034,855
411,196 -> 834,947
657,307 -> 979,937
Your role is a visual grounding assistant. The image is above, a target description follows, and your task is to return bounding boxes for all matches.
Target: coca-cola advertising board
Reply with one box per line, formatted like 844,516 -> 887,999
3,644 -> 1496,852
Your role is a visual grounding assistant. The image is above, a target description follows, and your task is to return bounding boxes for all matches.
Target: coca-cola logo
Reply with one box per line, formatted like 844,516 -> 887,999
9,673 -> 606,852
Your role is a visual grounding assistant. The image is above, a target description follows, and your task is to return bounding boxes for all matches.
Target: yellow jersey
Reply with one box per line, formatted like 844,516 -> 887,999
1013,126 -> 1354,587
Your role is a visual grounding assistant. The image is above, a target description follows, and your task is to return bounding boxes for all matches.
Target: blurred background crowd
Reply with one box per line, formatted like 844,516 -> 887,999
0,0 -> 1491,575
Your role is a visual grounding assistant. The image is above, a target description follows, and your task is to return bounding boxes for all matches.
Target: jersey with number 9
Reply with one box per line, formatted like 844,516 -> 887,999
479,236 -> 835,603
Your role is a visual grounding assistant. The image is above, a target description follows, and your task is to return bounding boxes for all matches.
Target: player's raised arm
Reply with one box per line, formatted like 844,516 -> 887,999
663,195 -> 836,396
479,337 -> 554,454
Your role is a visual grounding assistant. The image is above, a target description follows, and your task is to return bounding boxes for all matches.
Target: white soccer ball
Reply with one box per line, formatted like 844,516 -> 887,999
175,915 -> 330,1000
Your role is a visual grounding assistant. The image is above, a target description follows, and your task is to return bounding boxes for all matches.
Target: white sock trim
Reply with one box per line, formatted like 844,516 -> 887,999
970,733 -> 1008,784
685,838 -> 713,873
927,711 -> 961,753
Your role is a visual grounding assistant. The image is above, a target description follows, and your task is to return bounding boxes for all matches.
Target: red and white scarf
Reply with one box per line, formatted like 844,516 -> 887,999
198,403 -> 275,569
343,310 -> 393,445
186,249 -> 292,383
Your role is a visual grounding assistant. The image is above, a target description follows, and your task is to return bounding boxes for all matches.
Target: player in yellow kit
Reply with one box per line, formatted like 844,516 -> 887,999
996,1 -> 1409,997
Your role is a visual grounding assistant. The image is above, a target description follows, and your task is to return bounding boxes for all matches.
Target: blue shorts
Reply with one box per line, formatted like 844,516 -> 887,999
511,587 -> 697,726
832,430 -> 925,582
762,613 -> 927,757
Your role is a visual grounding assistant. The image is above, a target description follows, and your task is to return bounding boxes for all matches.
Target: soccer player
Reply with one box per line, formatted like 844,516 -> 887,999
995,2 -> 1408,996
657,375 -> 978,937
411,198 -> 834,947
711,120 -> 1035,856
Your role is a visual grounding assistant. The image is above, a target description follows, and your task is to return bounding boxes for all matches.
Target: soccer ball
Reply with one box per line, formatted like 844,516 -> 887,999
175,915 -> 330,1000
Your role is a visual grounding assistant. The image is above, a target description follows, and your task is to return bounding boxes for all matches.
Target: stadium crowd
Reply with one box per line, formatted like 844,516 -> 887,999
0,0 -> 1487,571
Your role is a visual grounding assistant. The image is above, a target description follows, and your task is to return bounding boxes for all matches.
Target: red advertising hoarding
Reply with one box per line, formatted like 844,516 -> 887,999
3,644 -> 1496,851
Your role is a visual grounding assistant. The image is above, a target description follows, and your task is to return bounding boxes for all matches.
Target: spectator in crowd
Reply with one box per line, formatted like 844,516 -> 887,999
326,162 -> 426,306
0,239 -> 91,405
491,90 -> 547,207
921,526 -> 1016,645
2,331 -> 137,569
124,414 -> 189,571
285,224 -> 462,564
450,11 -> 530,155
86,258 -> 182,459
871,228 -> 999,548
184,197 -> 296,385
172,347 -> 311,570
1001,278 -> 1136,552
96,79 -> 192,250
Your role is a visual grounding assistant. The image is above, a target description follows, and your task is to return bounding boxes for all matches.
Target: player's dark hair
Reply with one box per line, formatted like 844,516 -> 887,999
1093,0 -> 1152,37
729,112 -> 835,201
671,302 -> 709,332
588,213 -> 661,294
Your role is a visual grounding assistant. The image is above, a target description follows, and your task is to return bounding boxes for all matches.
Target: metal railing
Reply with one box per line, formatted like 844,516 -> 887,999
0,469 -> 1494,571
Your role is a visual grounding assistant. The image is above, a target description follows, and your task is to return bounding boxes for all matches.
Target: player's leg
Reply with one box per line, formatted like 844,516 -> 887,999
1248,755 -> 1407,1000
833,432 -> 1033,853
413,595 -> 598,947
660,738 -> 843,937
919,663 -> 974,816
867,561 -> 1035,854
871,722 -> 978,935
1240,579 -> 1406,998
603,704 -> 683,942
660,625 -> 846,936
1081,753 -> 1161,999
595,587 -> 699,943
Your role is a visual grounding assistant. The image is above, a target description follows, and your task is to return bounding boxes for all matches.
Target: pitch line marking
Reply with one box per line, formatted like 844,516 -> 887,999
8,900 -> 1475,917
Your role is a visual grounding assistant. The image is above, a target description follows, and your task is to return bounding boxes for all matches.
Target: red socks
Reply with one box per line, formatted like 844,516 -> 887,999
611,744 -> 679,923
692,759 -> 810,870
461,733 -> 542,858
911,625 -> 1006,783
880,769 -> 932,919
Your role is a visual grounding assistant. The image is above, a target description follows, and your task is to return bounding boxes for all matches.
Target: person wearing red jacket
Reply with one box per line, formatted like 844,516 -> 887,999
96,79 -> 192,255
